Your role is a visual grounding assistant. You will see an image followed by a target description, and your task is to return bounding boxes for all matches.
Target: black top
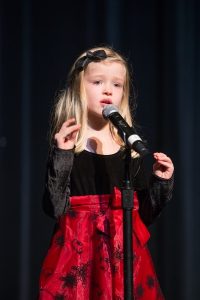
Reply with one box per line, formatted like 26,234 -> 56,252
43,147 -> 174,226
70,149 -> 146,196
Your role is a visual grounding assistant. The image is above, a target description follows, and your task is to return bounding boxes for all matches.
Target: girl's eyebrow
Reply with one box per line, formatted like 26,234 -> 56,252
88,73 -> 124,82
113,76 -> 124,82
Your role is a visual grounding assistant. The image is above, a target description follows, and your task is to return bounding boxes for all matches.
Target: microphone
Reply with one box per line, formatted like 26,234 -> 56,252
102,104 -> 148,156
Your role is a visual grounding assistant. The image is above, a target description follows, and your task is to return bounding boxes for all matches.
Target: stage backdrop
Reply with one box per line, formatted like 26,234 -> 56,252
0,0 -> 199,299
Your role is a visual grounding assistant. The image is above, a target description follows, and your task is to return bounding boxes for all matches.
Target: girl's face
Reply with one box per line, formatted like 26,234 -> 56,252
83,61 -> 126,119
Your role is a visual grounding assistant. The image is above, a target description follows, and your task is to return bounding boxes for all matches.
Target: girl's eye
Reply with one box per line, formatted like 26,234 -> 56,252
114,83 -> 122,87
93,80 -> 101,85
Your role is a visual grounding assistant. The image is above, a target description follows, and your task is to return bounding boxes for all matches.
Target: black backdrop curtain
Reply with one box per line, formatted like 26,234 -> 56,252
0,0 -> 199,299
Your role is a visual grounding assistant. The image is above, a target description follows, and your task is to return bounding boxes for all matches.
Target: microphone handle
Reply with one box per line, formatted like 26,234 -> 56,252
108,112 -> 134,138
109,112 -> 149,156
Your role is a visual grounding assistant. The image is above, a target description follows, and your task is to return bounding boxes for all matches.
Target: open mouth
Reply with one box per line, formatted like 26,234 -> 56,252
100,99 -> 112,105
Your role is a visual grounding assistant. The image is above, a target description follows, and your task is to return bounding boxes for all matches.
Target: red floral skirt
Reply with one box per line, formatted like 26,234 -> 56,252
39,188 -> 164,299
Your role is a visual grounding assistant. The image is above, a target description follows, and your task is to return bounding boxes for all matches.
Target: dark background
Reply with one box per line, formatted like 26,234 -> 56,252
1,0 -> 200,299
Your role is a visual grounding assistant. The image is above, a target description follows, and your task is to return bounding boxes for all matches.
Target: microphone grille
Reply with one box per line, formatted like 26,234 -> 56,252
102,104 -> 118,118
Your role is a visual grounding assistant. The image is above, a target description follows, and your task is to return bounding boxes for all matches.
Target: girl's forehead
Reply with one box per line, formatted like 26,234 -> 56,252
85,61 -> 126,78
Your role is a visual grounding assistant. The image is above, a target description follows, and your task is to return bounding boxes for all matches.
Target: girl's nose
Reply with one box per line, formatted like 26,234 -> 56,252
103,84 -> 112,96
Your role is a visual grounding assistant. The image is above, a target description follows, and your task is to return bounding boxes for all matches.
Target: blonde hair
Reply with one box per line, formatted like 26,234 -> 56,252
50,46 -> 135,153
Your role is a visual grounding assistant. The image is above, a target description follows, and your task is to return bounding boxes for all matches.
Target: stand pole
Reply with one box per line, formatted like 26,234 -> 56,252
121,148 -> 134,300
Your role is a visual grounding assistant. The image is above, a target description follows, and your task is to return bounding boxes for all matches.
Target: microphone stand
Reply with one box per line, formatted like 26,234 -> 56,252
121,147 -> 134,299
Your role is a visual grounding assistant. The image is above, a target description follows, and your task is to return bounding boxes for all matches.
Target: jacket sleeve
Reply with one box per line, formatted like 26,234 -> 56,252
133,157 -> 174,226
42,146 -> 74,219
137,174 -> 174,226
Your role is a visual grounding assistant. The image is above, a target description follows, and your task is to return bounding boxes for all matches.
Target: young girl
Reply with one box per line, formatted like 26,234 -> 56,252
39,46 -> 174,300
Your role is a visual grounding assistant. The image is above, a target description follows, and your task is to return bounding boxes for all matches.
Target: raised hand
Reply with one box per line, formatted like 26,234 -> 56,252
153,152 -> 174,179
54,118 -> 81,150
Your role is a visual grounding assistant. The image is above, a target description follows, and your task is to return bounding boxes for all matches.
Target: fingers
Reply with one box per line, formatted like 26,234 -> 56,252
154,152 -> 173,163
153,152 -> 174,175
59,118 -> 81,137
54,118 -> 81,150
153,152 -> 171,162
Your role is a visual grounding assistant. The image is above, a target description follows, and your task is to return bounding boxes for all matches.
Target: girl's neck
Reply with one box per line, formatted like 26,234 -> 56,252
86,121 -> 120,155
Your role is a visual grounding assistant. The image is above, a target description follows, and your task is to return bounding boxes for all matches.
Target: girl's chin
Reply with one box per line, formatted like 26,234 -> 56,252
88,111 -> 108,124
88,109 -> 104,118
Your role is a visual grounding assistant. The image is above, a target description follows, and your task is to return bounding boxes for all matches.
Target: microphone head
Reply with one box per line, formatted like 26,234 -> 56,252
102,104 -> 118,119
